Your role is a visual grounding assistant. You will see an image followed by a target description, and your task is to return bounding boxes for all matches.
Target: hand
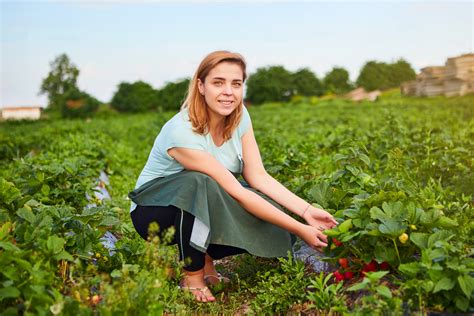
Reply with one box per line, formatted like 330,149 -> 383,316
303,205 -> 338,231
298,223 -> 328,252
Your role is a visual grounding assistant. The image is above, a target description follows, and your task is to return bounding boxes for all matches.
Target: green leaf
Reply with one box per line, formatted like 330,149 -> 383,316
54,250 -> 74,261
98,216 -> 119,227
378,219 -> 405,237
333,153 -> 348,162
47,235 -> 65,254
421,280 -> 434,292
366,271 -> 389,282
12,257 -> 32,272
374,243 -> 396,264
420,209 -> 440,225
0,222 -> 12,240
455,296 -> 469,311
457,274 -> 473,297
410,233 -> 429,250
0,241 -> 20,252
425,248 -> 445,262
346,165 -> 360,176
0,286 -> 20,300
347,280 -> 369,292
433,277 -> 455,293
0,178 -> 21,205
436,216 -> 458,228
338,219 -> 353,233
308,183 -> 332,209
110,269 -> 122,278
41,184 -> 50,195
17,207 -> 35,224
428,231 -> 454,248
376,285 -> 392,298
359,153 -> 371,166
323,229 -> 339,237
398,262 -> 420,276
369,207 -> 387,221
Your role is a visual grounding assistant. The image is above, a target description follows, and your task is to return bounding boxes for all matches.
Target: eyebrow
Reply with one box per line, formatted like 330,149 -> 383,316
211,77 -> 243,82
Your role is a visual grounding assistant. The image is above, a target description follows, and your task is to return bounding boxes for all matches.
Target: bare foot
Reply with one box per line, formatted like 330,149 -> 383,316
203,254 -> 219,278
180,269 -> 215,303
203,254 -> 230,285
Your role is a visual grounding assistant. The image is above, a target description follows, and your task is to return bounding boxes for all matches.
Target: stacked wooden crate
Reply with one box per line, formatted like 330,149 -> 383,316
443,54 -> 474,97
417,66 -> 446,97
401,53 -> 474,97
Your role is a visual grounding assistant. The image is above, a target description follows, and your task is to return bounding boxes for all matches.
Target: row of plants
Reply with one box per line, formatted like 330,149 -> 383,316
0,94 -> 472,314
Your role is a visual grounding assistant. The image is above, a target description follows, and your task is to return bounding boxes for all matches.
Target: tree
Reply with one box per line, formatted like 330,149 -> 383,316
388,59 -> 416,87
356,61 -> 391,91
323,67 -> 353,94
110,81 -> 158,112
292,68 -> 324,96
61,87 -> 101,118
39,54 -> 80,111
357,59 -> 416,91
246,66 -> 294,105
156,78 -> 190,111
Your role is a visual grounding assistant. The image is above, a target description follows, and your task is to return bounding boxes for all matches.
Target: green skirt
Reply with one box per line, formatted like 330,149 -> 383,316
129,170 -> 295,257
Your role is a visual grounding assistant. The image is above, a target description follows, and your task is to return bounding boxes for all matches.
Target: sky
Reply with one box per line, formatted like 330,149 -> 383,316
1,0 -> 473,107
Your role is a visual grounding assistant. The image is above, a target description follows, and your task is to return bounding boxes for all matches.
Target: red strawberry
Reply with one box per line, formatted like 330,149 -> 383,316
361,260 -> 377,276
379,262 -> 390,270
364,260 -> 377,271
344,271 -> 354,279
338,258 -> 349,269
332,238 -> 343,247
333,270 -> 345,282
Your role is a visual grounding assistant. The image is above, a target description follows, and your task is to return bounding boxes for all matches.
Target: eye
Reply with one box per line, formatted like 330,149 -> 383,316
233,82 -> 242,87
214,81 -> 223,86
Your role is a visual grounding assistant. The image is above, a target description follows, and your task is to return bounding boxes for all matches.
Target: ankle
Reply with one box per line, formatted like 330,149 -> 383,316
182,269 -> 205,286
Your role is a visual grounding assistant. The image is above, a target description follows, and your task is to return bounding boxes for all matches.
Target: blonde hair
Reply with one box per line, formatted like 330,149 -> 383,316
181,50 -> 247,141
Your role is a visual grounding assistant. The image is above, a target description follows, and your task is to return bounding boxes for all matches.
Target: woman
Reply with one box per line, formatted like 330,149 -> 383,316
129,50 -> 337,302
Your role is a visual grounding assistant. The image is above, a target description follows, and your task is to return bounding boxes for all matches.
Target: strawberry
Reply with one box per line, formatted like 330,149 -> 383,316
365,260 -> 377,271
379,261 -> 390,270
333,270 -> 345,282
344,271 -> 354,280
361,260 -> 377,276
332,238 -> 343,247
338,258 -> 349,269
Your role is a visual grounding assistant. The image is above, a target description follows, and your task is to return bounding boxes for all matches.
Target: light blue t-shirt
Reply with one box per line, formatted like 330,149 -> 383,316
130,106 -> 251,212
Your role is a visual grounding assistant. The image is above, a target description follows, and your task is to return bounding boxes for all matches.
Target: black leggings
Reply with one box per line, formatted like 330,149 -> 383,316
130,204 -> 247,271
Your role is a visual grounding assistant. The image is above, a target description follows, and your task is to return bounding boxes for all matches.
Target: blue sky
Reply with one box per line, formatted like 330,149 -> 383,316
1,0 -> 472,107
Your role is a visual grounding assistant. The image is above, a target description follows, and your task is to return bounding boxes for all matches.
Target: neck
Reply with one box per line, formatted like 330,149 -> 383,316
207,110 -> 225,134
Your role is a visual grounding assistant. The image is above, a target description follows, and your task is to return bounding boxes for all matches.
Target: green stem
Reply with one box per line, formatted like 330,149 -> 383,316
392,238 -> 401,265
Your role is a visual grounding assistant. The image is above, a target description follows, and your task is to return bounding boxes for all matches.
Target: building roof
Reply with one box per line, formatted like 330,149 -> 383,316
1,106 -> 44,111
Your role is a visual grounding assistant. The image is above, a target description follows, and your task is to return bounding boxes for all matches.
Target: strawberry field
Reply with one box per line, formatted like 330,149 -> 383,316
1,93 -> 473,315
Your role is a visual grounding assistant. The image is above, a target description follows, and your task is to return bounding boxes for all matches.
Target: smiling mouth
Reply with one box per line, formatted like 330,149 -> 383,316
218,100 -> 234,105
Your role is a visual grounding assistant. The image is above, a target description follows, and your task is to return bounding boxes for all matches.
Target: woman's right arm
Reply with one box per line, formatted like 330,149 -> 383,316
167,147 -> 328,250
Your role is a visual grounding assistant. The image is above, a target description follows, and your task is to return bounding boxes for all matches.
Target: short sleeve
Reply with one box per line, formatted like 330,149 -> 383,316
160,112 -> 207,159
237,105 -> 252,137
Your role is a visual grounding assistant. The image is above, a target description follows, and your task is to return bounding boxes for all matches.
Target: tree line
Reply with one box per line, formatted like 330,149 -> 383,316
40,54 -> 416,117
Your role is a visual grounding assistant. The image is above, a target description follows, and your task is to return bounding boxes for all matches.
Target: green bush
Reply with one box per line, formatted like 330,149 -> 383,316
110,81 -> 158,112
61,88 -> 101,118
156,78 -> 190,111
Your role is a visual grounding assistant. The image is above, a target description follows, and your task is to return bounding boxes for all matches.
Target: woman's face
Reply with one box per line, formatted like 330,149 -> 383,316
198,62 -> 244,121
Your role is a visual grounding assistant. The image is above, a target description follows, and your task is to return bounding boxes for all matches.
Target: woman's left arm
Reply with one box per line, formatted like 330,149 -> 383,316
241,124 -> 338,230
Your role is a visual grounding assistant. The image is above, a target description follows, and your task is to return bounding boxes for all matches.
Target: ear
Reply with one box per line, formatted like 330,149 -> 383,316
197,79 -> 204,95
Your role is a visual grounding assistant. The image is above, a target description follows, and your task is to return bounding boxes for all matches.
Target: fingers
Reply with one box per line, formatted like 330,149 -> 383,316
317,231 -> 328,243
312,207 -> 339,226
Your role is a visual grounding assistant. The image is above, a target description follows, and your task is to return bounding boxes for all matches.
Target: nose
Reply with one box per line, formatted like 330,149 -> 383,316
223,83 -> 233,95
